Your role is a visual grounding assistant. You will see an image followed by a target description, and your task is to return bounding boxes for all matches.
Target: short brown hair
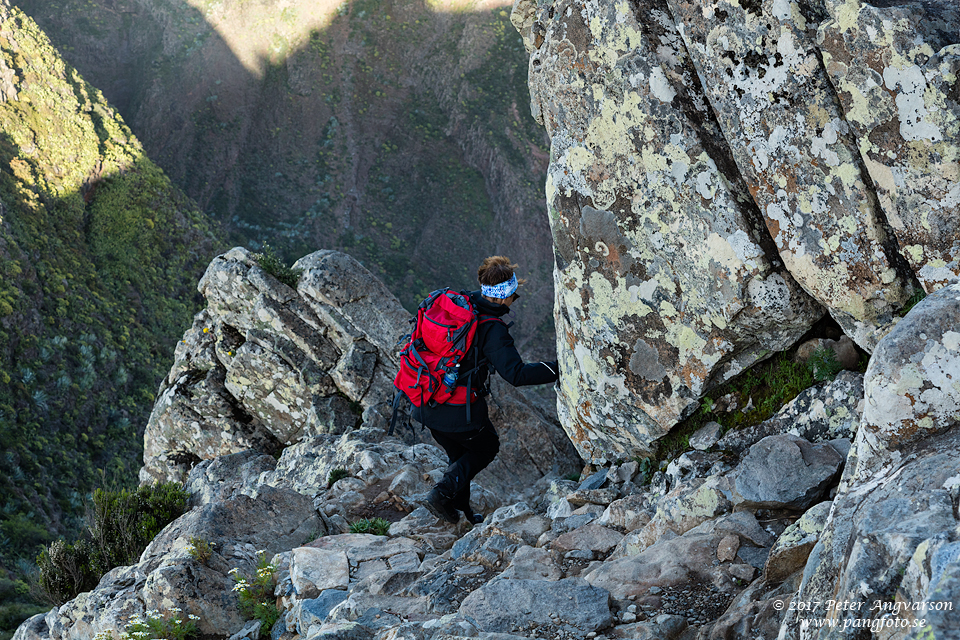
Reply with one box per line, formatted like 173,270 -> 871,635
477,256 -> 527,287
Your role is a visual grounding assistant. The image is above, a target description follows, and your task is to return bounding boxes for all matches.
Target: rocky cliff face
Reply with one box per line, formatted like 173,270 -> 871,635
511,0 -> 960,462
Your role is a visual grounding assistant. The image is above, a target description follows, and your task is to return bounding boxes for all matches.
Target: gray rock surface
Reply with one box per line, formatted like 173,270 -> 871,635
818,0 -> 960,294
732,435 -> 843,510
458,578 -> 613,634
512,0 -> 824,463
856,282 -> 960,476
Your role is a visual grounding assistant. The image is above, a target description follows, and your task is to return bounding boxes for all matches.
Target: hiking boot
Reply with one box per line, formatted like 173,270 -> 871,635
425,487 -> 459,524
465,511 -> 484,525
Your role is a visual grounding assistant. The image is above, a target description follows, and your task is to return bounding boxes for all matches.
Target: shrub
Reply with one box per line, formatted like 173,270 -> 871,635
253,244 -> 303,288
348,518 -> 391,536
230,551 -> 280,637
809,346 -> 843,382
35,482 -> 188,605
326,468 -> 350,488
87,482 -> 189,575
185,537 -> 213,566
35,538 -> 98,607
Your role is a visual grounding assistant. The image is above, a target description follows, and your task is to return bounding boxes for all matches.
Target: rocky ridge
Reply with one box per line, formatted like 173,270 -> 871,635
139,247 -> 580,496
14,255 -> 960,640
510,0 -> 960,462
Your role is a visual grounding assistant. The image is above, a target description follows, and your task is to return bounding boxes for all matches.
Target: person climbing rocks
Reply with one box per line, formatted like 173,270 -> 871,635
417,256 -> 559,524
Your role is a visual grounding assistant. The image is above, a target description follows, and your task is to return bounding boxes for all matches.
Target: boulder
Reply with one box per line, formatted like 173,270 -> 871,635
551,524 -> 624,557
690,422 -> 723,451
782,425 -> 960,638
458,577 -> 613,634
665,0 -> 916,349
782,289 -> 960,638
706,573 -> 803,640
856,283 -> 960,476
731,435 -> 843,510
496,546 -> 564,581
511,0 -> 823,462
763,501 -> 832,584
141,248 -> 403,483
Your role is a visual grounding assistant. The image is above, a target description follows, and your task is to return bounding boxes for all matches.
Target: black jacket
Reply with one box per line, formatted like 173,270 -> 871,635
413,291 -> 558,432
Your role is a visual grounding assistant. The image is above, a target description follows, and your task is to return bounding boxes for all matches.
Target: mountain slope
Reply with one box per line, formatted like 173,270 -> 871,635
13,0 -> 558,358
0,0 -> 220,585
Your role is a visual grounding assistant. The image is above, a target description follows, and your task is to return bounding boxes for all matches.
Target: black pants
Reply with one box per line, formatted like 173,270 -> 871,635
429,420 -> 500,514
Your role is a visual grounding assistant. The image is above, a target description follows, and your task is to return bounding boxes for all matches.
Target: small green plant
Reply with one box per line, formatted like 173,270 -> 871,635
808,346 -> 843,382
636,457 -> 655,486
102,607 -> 200,640
301,527 -> 325,545
348,518 -> 391,536
899,287 -> 927,317
253,244 -> 303,288
230,551 -> 280,636
185,537 -> 214,565
327,468 -> 350,488
699,396 -> 715,416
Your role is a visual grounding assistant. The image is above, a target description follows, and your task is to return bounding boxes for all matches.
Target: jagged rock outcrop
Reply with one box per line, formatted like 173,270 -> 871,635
140,247 -> 581,495
510,0 -> 959,462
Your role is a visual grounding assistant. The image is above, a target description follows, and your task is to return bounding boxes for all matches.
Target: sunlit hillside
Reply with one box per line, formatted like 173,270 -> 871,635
0,3 -> 219,631
16,0 -> 557,358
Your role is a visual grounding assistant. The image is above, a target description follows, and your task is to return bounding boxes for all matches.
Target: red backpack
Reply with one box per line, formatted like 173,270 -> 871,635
389,289 -> 500,434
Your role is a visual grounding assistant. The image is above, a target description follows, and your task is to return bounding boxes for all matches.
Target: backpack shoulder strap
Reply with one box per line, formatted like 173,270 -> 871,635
478,314 -> 512,329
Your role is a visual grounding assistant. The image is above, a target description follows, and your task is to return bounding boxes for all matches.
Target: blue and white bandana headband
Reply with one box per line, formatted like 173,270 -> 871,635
481,274 -> 518,299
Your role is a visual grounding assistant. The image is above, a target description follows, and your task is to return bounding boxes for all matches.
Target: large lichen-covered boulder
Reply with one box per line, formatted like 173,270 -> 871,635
818,0 -> 960,293
511,0 -> 958,461
666,0 -> 917,348
855,282 -> 960,477
512,0 -> 823,462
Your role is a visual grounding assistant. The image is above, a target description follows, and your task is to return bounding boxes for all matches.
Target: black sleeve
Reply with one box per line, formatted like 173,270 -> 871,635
482,321 -> 559,387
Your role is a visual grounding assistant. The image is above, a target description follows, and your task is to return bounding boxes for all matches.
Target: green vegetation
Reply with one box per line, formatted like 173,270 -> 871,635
185,537 -> 213,566
253,244 -> 303,288
35,483 -> 188,605
809,346 -> 843,382
103,607 -> 200,640
0,5 -> 219,632
326,468 -> 350,488
230,551 -> 280,637
348,517 -> 391,536
651,347 -> 854,466
899,287 -> 927,317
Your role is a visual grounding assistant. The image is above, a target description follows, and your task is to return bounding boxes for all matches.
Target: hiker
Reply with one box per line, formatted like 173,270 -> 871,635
416,256 -> 559,524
